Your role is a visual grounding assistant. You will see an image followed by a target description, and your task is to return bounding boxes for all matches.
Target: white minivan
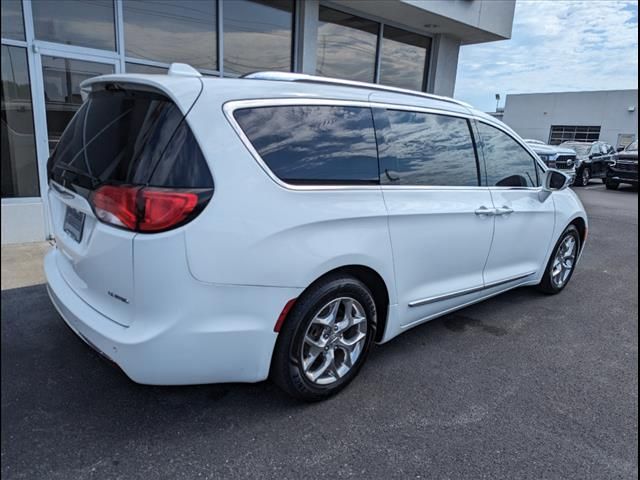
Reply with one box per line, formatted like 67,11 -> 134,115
45,65 -> 587,401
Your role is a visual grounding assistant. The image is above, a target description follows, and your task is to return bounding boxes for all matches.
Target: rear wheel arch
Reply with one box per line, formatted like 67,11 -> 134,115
284,265 -> 390,343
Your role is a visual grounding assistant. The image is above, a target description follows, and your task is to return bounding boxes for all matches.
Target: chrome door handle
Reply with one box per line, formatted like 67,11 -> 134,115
495,206 -> 514,216
475,206 -> 496,216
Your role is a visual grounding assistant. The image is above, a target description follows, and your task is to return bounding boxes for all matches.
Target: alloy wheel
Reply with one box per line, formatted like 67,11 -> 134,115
551,235 -> 577,288
301,297 -> 368,385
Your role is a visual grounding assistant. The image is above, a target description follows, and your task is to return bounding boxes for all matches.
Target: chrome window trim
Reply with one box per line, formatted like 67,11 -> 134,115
223,98 -> 548,192
408,271 -> 537,308
223,97 -> 486,192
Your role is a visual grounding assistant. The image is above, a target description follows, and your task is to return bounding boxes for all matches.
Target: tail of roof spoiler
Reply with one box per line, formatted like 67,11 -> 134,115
80,63 -> 203,110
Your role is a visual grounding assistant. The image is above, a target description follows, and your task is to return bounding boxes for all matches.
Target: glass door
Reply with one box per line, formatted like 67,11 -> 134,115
37,53 -> 116,153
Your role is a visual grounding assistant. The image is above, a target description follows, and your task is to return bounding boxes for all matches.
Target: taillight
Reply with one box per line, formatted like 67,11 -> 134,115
90,185 -> 212,233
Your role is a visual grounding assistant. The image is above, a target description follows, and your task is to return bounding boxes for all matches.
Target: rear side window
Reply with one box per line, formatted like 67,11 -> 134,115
375,109 -> 479,186
476,122 -> 539,187
48,84 -> 212,195
233,105 -> 379,185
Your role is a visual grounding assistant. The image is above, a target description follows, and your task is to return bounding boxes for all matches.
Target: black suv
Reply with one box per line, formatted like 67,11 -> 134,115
560,141 -> 615,187
606,140 -> 638,190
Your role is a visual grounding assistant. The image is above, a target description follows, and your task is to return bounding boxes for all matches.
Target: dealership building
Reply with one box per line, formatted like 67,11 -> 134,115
1,0 -> 515,244
498,90 -> 638,147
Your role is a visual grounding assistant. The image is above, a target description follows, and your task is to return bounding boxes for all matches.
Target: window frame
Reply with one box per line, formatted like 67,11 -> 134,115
474,119 -> 544,189
372,107 -> 482,188
224,98 -> 510,191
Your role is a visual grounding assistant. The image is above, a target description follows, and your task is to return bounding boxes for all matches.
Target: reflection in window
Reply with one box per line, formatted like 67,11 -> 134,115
223,0 -> 293,76
379,26 -> 430,91
41,56 -> 113,152
1,0 -> 25,41
316,7 -> 378,82
477,122 -> 538,187
123,0 -> 217,70
32,0 -> 115,51
234,105 -> 379,184
125,63 -> 168,74
1,46 -> 39,198
378,110 -> 478,186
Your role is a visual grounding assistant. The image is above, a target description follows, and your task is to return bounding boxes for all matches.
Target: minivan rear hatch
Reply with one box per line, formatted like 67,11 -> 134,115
47,75 -> 208,326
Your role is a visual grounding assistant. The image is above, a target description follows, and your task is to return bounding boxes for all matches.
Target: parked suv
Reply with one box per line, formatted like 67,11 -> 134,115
560,141 -> 615,186
45,65 -> 588,401
525,140 -> 577,180
606,140 -> 638,189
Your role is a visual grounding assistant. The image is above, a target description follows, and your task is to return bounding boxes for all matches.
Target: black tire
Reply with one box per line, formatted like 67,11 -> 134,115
575,168 -> 590,187
605,179 -> 619,190
537,225 -> 581,294
271,274 -> 377,401
602,178 -> 607,184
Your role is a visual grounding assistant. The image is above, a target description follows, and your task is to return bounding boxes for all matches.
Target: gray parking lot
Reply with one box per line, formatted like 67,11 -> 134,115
1,184 -> 637,480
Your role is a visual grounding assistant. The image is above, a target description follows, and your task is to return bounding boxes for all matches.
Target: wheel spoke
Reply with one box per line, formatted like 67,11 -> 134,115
307,349 -> 334,382
301,296 -> 369,385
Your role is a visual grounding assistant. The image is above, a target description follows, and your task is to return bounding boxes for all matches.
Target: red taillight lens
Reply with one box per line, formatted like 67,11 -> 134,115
91,185 -> 140,230
138,188 -> 199,232
90,185 -> 211,233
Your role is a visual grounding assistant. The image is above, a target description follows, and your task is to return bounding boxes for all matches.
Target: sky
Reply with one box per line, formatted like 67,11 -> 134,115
454,0 -> 639,112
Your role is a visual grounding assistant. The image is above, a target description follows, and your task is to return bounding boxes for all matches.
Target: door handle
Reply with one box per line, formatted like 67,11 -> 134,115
475,206 -> 497,216
495,206 -> 514,216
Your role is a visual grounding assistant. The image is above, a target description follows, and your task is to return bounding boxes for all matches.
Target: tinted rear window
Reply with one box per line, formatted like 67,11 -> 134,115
48,84 -> 212,195
375,109 -> 479,186
233,105 -> 379,185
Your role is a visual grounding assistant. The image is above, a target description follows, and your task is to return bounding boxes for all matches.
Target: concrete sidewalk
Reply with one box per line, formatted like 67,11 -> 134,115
1,242 -> 51,291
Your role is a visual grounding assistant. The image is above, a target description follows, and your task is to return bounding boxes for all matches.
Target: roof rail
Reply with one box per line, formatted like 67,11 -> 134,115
242,71 -> 472,109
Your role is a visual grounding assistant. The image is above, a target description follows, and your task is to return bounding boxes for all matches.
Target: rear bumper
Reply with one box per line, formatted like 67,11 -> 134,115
45,249 -> 302,385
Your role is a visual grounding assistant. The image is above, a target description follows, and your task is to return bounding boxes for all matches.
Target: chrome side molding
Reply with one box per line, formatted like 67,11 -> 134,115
408,271 -> 537,308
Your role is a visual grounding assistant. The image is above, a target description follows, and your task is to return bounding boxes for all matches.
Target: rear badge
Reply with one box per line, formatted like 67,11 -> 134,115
108,291 -> 130,304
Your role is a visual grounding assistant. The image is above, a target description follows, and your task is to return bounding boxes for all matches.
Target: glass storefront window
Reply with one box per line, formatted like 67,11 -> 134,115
1,0 -> 25,41
379,26 -> 430,91
1,45 -> 39,198
223,0 -> 293,76
32,0 -> 115,51
125,62 -> 168,74
316,7 -> 378,83
123,0 -> 217,71
41,56 -> 113,152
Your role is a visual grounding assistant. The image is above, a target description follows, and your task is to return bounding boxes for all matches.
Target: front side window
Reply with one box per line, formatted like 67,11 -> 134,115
234,105 -> 379,185
477,122 -> 539,188
223,0 -> 294,76
123,0 -> 217,71
376,109 -> 479,187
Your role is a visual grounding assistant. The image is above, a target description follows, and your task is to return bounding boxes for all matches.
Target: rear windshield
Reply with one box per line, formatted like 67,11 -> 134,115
47,84 -> 212,196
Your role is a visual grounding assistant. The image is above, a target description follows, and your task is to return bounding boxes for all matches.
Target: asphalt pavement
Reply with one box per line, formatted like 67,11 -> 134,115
1,183 -> 638,480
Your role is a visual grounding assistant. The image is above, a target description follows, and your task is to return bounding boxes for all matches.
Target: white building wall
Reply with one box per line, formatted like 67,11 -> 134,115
502,90 -> 638,146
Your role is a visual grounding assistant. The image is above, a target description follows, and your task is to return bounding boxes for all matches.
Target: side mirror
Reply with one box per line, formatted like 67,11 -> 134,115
539,168 -> 571,202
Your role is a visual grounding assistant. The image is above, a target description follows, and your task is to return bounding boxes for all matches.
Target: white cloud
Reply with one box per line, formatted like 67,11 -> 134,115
454,0 -> 638,112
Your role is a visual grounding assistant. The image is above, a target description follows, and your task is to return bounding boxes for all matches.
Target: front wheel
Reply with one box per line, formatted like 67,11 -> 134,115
537,225 -> 581,294
271,274 -> 376,401
605,178 -> 619,190
575,168 -> 590,187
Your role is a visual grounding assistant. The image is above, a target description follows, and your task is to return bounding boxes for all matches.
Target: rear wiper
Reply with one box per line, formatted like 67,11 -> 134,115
52,163 -> 101,188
